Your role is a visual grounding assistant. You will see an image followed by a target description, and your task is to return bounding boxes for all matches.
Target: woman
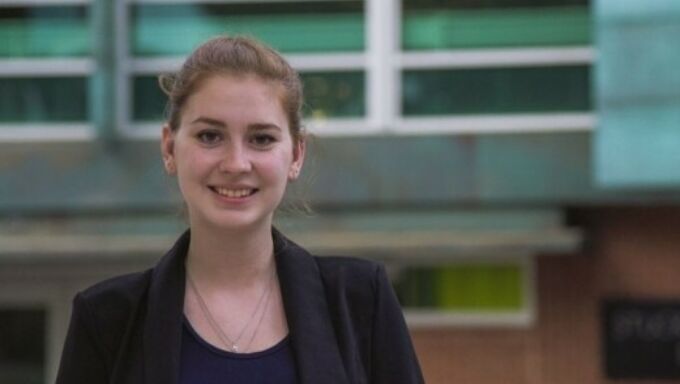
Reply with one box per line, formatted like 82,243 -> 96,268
56,36 -> 424,384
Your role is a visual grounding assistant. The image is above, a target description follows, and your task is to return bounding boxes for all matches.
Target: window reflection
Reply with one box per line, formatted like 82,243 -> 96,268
0,6 -> 89,57
402,0 -> 590,50
131,2 -> 364,57
0,77 -> 88,123
395,264 -> 524,311
403,66 -> 590,115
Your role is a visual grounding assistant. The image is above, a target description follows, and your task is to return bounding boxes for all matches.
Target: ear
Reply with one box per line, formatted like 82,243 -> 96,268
288,137 -> 306,181
161,124 -> 177,175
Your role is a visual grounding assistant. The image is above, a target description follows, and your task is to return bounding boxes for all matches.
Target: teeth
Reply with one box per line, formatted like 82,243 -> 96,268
214,188 -> 253,198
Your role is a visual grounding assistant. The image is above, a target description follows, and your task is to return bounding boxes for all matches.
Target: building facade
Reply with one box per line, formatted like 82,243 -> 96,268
1,1 -> 679,383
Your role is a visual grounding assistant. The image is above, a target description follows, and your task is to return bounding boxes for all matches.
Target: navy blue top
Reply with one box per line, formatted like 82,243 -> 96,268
179,318 -> 298,384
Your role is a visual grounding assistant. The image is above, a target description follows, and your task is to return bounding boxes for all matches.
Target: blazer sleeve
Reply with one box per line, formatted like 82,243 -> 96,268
371,264 -> 425,384
55,293 -> 110,384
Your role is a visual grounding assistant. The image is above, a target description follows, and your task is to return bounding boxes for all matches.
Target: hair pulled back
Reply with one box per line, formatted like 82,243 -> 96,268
159,36 -> 304,143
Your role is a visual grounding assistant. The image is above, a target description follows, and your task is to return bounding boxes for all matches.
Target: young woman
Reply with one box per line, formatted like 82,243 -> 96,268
56,36 -> 424,384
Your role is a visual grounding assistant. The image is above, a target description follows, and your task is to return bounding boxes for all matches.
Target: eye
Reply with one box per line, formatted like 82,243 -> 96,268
196,130 -> 222,145
251,133 -> 277,148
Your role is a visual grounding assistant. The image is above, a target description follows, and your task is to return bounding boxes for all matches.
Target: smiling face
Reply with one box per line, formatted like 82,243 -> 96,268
161,74 -> 305,233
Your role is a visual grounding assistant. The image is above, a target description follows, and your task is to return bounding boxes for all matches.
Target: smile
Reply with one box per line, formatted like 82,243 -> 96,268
211,187 -> 257,198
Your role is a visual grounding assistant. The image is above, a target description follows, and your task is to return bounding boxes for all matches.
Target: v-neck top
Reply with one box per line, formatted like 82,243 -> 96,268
179,317 -> 298,384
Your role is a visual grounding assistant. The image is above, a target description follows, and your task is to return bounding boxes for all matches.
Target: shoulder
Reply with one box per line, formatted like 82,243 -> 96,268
72,269 -> 153,347
315,255 -> 383,288
78,269 -> 152,311
313,255 -> 390,311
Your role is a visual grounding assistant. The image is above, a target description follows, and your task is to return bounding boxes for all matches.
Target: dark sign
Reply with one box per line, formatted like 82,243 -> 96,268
603,299 -> 680,379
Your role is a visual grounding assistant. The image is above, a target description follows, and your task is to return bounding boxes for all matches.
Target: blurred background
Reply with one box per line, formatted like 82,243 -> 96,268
1,0 -> 680,383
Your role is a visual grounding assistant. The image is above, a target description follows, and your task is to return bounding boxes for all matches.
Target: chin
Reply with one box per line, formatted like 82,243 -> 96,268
199,212 -> 273,233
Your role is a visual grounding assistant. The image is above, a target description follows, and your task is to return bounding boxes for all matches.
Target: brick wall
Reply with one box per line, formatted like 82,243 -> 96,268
411,207 -> 680,384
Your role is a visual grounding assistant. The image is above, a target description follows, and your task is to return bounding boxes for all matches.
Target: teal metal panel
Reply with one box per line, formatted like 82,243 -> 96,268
476,133 -> 593,202
595,0 -> 680,187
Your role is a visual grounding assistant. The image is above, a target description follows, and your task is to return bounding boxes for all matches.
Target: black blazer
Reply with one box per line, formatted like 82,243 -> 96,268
56,229 -> 424,384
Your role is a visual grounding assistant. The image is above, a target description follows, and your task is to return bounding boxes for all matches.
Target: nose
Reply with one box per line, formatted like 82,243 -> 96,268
218,142 -> 252,173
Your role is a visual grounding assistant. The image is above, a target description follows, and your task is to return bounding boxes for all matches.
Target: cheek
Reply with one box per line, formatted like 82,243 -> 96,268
261,152 -> 294,183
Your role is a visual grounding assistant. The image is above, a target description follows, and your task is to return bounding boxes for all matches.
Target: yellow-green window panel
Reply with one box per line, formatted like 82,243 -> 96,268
402,65 -> 591,115
132,71 -> 365,123
0,77 -> 88,123
402,0 -> 590,50
301,71 -> 365,119
131,2 -> 364,57
395,263 -> 524,311
0,6 -> 90,58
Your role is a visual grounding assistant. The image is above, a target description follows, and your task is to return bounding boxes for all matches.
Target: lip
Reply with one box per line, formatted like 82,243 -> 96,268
208,185 -> 258,203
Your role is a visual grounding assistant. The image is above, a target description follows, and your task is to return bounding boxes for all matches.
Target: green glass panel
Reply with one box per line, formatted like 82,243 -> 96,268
132,76 -> 167,123
132,71 -> 364,122
131,2 -> 364,57
0,6 -> 90,57
0,309 -> 45,384
402,1 -> 590,50
395,264 -> 523,311
403,65 -> 591,115
0,77 -> 88,122
301,71 -> 364,118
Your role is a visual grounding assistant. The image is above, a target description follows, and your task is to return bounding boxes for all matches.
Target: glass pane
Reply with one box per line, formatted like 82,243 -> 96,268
0,309 -> 45,384
302,71 -> 364,118
132,75 -> 166,123
132,71 -> 365,123
395,264 -> 524,311
402,0 -> 590,50
131,2 -> 364,57
0,77 -> 88,122
0,6 -> 90,57
402,65 -> 591,115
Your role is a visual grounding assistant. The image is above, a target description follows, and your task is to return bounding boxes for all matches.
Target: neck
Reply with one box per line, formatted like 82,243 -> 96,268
186,222 -> 275,288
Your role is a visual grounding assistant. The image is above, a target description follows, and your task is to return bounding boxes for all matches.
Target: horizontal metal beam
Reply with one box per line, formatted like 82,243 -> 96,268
0,0 -> 88,6
0,125 -> 94,142
393,113 -> 596,135
0,59 -> 93,77
399,47 -> 595,69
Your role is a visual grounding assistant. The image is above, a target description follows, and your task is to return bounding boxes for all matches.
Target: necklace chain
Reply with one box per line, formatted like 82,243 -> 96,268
187,266 -> 275,353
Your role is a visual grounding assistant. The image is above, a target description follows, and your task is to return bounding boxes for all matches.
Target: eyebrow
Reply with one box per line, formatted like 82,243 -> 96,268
190,117 -> 282,132
190,117 -> 226,128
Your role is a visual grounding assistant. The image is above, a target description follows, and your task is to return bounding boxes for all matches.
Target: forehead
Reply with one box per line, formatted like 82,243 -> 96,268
182,73 -> 288,125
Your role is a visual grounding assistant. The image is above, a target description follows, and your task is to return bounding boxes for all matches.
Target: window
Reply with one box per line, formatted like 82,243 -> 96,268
402,0 -> 591,50
124,0 -> 367,137
0,0 -> 594,140
0,2 -> 92,139
403,65 -> 590,115
394,258 -> 534,326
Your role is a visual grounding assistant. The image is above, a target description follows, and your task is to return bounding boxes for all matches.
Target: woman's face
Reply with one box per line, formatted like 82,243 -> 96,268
161,74 -> 305,232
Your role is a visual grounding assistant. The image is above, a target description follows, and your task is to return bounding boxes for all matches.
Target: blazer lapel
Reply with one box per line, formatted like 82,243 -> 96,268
143,231 -> 188,384
139,229 -> 350,384
274,230 -> 350,384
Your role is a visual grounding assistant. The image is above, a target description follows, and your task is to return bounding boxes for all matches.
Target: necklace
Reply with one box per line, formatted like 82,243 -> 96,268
186,266 -> 275,353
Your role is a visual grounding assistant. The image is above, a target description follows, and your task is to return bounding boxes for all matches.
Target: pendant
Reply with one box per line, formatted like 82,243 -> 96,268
232,344 -> 239,352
